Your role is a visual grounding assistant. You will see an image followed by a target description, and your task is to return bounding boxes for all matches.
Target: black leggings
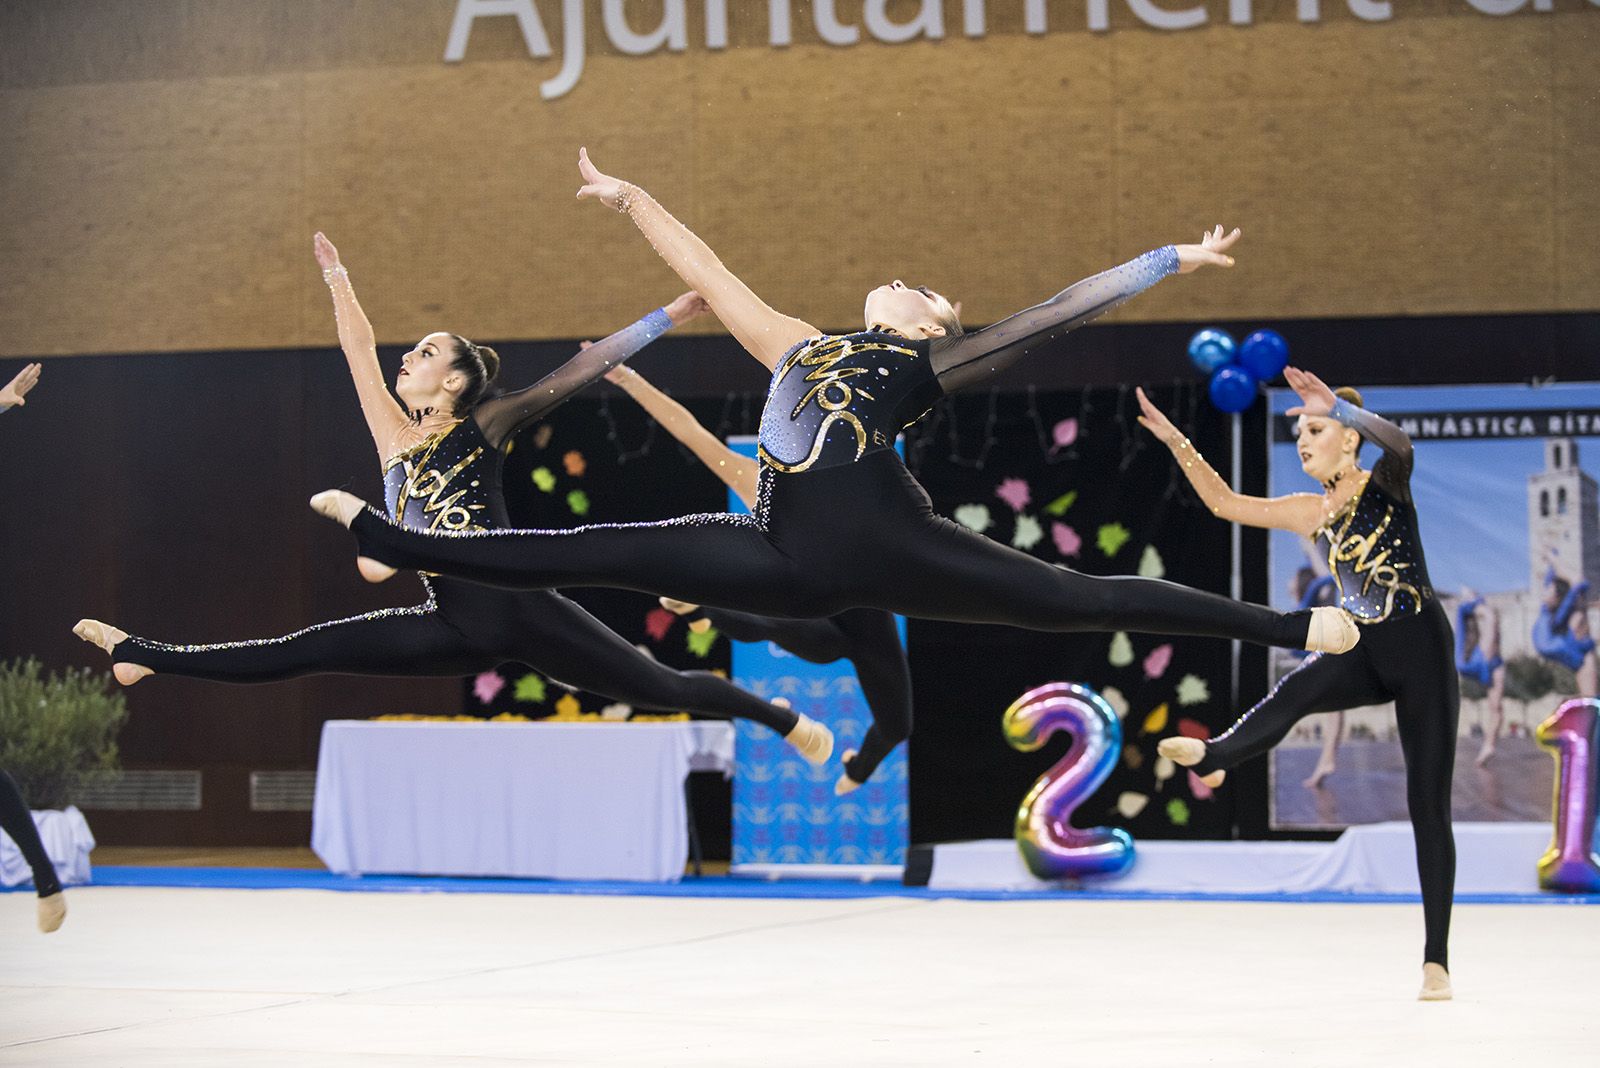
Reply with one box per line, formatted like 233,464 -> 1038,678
114,578 -> 798,735
0,769 -> 61,898
701,606 -> 911,785
349,451 -> 1312,646
1195,602 -> 1459,968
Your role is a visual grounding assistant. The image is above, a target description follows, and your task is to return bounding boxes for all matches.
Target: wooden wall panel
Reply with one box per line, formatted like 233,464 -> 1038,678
0,4 -> 1595,359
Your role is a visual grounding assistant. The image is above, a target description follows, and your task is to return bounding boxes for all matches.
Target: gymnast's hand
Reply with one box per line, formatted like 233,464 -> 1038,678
576,147 -> 627,210
313,231 -> 342,271
664,291 -> 711,326
1283,366 -> 1337,418
1173,225 -> 1240,274
1134,387 -> 1184,447
0,362 -> 42,409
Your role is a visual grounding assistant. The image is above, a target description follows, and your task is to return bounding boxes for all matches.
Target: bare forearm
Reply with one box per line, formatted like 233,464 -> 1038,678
323,265 -> 405,445
617,186 -> 812,366
614,371 -> 758,507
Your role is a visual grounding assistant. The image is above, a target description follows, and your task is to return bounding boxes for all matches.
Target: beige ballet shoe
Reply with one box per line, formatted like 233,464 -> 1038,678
113,663 -> 153,686
834,749 -> 864,796
658,597 -> 699,616
308,489 -> 365,528
1418,963 -> 1453,1001
1305,606 -> 1361,655
73,619 -> 127,655
658,597 -> 712,633
309,491 -> 396,583
1157,737 -> 1225,788
36,891 -> 66,934
783,710 -> 834,766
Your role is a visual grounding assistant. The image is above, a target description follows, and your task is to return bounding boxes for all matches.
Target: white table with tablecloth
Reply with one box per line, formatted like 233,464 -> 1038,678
311,720 -> 733,882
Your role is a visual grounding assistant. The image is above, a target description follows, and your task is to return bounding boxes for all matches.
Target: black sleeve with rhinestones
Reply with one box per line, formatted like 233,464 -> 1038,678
473,308 -> 673,449
927,247 -> 1179,393
1331,397 -> 1415,502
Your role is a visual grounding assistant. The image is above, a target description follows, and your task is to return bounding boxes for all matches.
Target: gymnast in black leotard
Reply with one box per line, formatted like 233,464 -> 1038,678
73,234 -> 830,762
1,361 -> 67,933
1140,370 -> 1457,1002
313,152 -> 1359,662
605,361 -> 911,794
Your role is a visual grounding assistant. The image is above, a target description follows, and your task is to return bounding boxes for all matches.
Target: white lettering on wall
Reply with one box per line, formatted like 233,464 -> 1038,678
602,0 -> 688,55
447,0 -> 1569,99
814,0 -> 861,45
864,0 -> 946,43
444,0 -> 552,62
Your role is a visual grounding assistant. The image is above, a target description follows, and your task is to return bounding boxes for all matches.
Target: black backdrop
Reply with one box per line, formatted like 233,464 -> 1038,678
1,309 -> 1592,846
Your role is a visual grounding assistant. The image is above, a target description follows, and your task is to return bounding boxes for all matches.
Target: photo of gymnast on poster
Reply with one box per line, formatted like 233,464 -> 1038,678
1268,383 -> 1600,830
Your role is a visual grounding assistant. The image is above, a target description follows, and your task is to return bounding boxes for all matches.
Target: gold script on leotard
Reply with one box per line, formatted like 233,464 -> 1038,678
760,337 -> 918,473
1326,498 -> 1420,622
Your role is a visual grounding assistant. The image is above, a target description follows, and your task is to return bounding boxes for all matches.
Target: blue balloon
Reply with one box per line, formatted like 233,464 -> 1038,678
1238,329 -> 1289,381
1187,328 -> 1236,375
1209,365 -> 1259,413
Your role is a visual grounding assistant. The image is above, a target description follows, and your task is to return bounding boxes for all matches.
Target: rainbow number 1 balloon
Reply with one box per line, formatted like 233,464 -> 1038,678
1003,682 -> 1135,879
1536,698 -> 1600,892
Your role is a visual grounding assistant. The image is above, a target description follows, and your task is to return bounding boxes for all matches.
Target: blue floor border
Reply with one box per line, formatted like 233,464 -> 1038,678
11,865 -> 1591,906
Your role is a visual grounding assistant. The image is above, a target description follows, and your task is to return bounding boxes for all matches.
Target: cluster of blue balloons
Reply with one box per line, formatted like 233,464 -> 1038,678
1187,328 -> 1289,413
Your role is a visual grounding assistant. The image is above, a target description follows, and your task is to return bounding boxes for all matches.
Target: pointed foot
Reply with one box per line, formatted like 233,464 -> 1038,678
309,489 -> 366,528
36,892 -> 66,934
73,619 -> 127,656
1306,606 -> 1361,654
1418,963 -> 1453,1001
834,749 -> 864,796
784,711 -> 834,766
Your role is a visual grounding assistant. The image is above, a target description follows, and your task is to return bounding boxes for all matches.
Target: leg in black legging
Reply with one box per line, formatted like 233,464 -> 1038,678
349,505 -> 1314,648
510,594 -> 799,736
694,606 -> 911,783
1378,609 -> 1459,969
115,599 -> 495,683
0,769 -> 61,897
1194,648 -> 1388,777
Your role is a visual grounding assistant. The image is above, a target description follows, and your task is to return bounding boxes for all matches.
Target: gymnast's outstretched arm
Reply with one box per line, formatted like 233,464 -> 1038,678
472,292 -> 709,450
1291,366 -> 1416,500
312,232 -> 411,461
930,227 -> 1239,393
0,362 -> 41,414
1134,385 -> 1324,535
604,364 -> 760,509
575,149 -> 817,371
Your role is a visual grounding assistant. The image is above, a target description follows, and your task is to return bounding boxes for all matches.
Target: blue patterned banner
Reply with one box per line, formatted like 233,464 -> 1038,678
726,438 -> 910,872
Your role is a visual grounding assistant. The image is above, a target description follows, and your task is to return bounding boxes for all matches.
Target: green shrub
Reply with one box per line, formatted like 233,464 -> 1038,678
0,659 -> 127,809
1504,654 -> 1576,703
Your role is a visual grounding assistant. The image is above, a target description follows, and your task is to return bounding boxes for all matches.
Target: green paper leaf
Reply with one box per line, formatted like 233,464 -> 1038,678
1097,522 -> 1131,558
513,674 -> 547,703
567,489 -> 590,516
686,625 -> 719,658
1044,491 -> 1078,517
531,467 -> 557,492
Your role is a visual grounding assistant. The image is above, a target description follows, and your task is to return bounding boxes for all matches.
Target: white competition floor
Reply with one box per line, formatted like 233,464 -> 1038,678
2,887 -> 1595,1066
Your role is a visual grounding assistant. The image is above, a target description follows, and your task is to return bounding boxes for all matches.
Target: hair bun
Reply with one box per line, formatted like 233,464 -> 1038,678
475,344 -> 501,382
1333,386 -> 1364,408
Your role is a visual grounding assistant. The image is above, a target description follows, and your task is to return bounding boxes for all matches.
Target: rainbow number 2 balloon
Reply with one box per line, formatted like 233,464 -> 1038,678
1536,698 -> 1600,893
1003,682 -> 1135,880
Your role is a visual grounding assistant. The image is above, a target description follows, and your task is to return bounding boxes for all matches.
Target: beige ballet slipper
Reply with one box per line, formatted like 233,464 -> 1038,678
1157,737 -> 1225,788
74,621 -> 153,686
1418,963 -> 1453,1001
1305,606 -> 1361,655
782,707 -> 834,766
36,891 -> 66,934
834,749 -> 864,796
309,491 -> 396,583
658,597 -> 712,633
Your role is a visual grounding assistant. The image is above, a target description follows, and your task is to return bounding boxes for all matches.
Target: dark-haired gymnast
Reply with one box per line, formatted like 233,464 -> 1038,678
1141,369 -> 1456,1001
74,234 -> 830,763
309,154 -> 1359,741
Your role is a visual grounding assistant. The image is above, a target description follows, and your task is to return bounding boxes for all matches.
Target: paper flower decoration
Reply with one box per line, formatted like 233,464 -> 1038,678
995,477 -> 1031,513
1045,490 -> 1078,517
1012,514 -> 1044,551
1097,522 -> 1131,558
1143,644 -> 1173,680
1109,631 -> 1134,667
1166,798 -> 1191,827
1116,792 -> 1149,819
644,608 -> 675,642
563,450 -> 587,477
1142,702 -> 1170,735
531,467 -> 557,492
686,625 -> 719,658
473,671 -> 506,705
513,673 -> 548,703
1052,522 -> 1082,557
567,489 -> 590,516
1137,545 -> 1165,579
954,504 -> 993,533
1176,674 -> 1211,706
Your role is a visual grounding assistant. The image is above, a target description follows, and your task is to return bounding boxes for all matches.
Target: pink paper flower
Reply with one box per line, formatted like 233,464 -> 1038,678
994,477 -> 1031,513
1052,418 -> 1079,448
472,671 -> 506,705
1143,643 -> 1174,679
1052,522 -> 1082,557
644,608 -> 676,642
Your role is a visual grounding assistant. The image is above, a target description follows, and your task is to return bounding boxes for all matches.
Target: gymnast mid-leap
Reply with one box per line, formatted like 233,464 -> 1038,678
309,151 -> 1359,673
606,361 -> 911,794
74,234 -> 829,763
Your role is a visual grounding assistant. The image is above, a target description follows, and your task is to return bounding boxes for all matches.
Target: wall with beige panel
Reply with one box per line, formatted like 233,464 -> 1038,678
1,2 -> 1595,358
